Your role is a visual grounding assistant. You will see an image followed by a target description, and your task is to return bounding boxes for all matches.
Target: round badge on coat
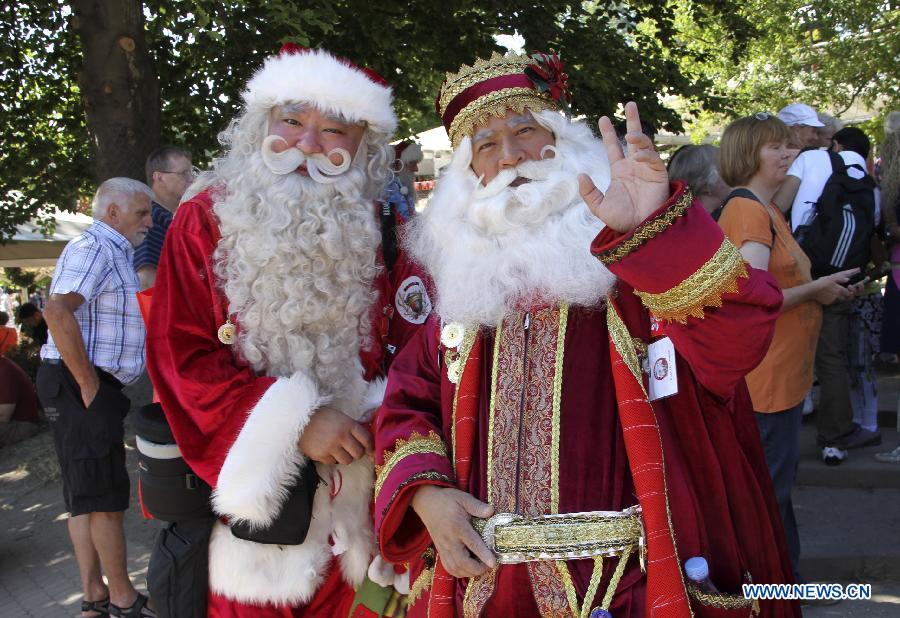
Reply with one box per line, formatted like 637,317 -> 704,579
395,275 -> 433,324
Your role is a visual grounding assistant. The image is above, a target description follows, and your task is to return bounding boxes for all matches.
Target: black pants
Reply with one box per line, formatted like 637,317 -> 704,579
36,362 -> 131,515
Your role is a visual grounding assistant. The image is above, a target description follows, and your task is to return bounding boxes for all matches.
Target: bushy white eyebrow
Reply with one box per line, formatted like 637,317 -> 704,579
473,113 -> 536,143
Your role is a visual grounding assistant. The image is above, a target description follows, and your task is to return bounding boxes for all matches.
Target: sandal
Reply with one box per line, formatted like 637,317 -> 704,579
81,596 -> 110,616
109,593 -> 156,618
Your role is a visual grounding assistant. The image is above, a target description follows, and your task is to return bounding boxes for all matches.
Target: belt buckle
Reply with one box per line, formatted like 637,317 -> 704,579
476,512 -> 519,561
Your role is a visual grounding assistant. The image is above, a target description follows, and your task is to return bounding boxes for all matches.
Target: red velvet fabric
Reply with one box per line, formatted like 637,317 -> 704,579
374,193 -> 799,617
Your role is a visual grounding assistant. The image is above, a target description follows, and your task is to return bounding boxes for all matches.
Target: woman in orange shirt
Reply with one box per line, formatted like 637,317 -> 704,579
717,113 -> 862,580
0,311 -> 17,356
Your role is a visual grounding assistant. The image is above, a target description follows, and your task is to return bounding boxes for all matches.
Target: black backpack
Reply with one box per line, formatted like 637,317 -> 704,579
794,151 -> 876,278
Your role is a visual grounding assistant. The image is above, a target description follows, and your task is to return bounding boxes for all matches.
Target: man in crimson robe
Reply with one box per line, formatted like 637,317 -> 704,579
373,52 -> 798,617
146,46 -> 425,617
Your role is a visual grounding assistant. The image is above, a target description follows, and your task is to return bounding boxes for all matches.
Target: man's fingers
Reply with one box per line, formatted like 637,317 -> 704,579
461,493 -> 494,519
351,423 -> 374,456
578,173 -> 604,208
631,149 -> 666,170
333,447 -> 355,466
341,436 -> 365,460
624,101 -> 643,138
597,116 -> 623,164
461,526 -> 497,569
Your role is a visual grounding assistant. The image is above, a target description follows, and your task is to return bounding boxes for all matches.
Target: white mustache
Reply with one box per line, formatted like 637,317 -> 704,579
473,145 -> 561,199
261,135 -> 352,183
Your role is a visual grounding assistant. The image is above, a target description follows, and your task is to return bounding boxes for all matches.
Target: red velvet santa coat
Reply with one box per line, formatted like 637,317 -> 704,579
373,187 -> 799,617
146,188 -> 429,616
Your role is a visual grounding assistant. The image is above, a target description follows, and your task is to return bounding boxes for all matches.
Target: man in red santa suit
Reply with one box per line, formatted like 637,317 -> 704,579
373,52 -> 798,617
146,46 -> 426,617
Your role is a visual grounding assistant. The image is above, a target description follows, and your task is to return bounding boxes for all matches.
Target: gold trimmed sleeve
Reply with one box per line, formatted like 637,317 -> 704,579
375,431 -> 450,501
592,186 -> 693,265
633,238 -> 748,323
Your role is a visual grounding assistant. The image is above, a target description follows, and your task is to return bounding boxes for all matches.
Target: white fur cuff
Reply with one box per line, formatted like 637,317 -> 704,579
212,372 -> 324,526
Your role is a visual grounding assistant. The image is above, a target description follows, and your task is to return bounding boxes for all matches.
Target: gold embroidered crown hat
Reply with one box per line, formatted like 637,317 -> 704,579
436,51 -> 573,147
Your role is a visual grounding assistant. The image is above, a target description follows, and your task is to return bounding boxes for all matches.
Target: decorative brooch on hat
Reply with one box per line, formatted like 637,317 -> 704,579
524,51 -> 572,115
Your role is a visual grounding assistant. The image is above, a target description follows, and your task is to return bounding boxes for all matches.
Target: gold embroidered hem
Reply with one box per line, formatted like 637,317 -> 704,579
633,239 -> 748,323
687,582 -> 759,615
375,432 -> 449,499
595,190 -> 693,265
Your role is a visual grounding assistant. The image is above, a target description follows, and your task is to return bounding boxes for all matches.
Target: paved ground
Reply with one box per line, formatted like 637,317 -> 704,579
1,374 -> 899,616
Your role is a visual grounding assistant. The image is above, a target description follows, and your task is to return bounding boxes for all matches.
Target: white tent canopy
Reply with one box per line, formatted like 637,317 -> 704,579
0,209 -> 93,267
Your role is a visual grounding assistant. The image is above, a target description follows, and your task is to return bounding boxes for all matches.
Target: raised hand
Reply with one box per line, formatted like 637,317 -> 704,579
578,101 -> 669,233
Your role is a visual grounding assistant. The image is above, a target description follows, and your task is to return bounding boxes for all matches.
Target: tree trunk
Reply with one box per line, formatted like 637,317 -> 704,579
70,0 -> 159,184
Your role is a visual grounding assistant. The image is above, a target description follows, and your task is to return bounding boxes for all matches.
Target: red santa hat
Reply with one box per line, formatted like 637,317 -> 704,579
242,44 -> 397,136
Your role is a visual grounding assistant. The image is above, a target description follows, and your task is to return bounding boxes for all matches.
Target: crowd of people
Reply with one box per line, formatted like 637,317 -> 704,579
3,44 -> 898,618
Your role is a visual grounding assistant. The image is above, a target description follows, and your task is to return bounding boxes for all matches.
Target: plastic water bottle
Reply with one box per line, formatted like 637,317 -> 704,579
684,556 -> 719,593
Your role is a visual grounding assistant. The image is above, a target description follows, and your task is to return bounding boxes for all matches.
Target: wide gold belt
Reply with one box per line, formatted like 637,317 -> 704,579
472,506 -> 645,567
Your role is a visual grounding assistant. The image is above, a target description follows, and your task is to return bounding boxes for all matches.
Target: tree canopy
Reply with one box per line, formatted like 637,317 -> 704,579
0,0 -> 792,237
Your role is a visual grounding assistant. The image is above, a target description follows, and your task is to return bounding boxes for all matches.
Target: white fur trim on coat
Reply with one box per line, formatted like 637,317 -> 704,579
243,48 -> 397,135
212,372 -> 324,527
208,456 -> 376,605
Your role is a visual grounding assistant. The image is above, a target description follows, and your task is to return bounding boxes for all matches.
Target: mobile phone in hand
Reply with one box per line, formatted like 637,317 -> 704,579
844,272 -> 867,287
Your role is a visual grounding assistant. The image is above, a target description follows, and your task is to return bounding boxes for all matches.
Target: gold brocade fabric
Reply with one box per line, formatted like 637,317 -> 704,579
633,238 -> 748,323
374,431 -> 448,500
595,190 -> 693,265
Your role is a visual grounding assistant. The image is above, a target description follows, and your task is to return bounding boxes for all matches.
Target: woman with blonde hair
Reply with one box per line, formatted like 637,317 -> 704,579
717,113 -> 862,579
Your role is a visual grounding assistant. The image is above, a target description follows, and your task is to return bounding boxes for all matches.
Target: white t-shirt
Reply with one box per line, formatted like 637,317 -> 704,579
787,149 -> 878,231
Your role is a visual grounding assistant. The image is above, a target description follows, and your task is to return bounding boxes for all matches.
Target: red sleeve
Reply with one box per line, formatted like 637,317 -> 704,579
146,195 -> 275,491
591,183 -> 783,399
372,320 -> 455,563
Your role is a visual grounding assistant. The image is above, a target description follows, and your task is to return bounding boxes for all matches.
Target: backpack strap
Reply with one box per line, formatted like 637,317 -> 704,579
714,188 -> 777,244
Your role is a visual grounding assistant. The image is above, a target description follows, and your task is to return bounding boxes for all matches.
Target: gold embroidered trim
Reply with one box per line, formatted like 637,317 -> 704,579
687,582 -> 758,614
374,432 -> 448,499
486,513 -> 643,557
596,190 -> 693,265
439,52 -> 534,113
487,320 -> 503,503
407,565 -> 434,609
448,89 -> 555,147
450,328 -> 477,474
551,302 -> 569,514
462,567 -> 497,618
606,303 -> 646,393
634,239 -> 748,323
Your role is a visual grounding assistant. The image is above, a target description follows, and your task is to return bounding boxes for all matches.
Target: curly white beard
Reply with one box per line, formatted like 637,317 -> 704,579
404,110 -> 617,328
211,135 -> 380,396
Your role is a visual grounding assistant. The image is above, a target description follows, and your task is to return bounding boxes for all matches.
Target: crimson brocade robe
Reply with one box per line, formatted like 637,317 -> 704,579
373,185 -> 800,617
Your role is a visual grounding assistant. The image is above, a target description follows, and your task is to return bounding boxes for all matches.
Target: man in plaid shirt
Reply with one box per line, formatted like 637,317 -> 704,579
36,177 -> 156,618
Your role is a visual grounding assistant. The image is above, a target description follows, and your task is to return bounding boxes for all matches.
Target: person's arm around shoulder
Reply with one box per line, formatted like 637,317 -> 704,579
772,175 -> 801,214
136,265 -> 157,291
43,293 -> 98,406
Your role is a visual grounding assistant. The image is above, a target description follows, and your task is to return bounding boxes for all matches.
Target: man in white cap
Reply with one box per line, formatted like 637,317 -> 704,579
146,45 -> 426,616
778,102 -> 826,153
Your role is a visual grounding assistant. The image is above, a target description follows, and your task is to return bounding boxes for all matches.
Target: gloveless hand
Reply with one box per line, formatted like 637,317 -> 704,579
298,405 -> 372,465
578,101 -> 669,233
411,485 -> 496,578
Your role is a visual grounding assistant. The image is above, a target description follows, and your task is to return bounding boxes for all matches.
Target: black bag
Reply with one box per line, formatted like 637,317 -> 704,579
147,516 -> 215,618
229,461 -> 320,545
134,403 -> 213,522
796,151 -> 876,277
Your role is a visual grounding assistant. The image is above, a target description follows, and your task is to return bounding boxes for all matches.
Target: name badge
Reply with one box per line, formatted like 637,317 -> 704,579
647,337 -> 678,401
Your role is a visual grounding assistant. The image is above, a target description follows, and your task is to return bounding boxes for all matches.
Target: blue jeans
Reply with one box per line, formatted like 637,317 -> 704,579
755,402 -> 803,577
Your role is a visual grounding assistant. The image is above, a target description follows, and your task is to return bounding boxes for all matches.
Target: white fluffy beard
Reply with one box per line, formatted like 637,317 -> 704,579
404,110 -> 617,327
212,146 -> 380,393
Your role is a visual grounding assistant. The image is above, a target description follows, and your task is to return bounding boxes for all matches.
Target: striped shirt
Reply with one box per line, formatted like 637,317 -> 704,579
42,221 -> 146,384
133,201 -> 173,270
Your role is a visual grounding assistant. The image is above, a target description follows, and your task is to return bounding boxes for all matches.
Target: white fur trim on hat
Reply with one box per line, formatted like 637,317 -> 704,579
243,48 -> 397,135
